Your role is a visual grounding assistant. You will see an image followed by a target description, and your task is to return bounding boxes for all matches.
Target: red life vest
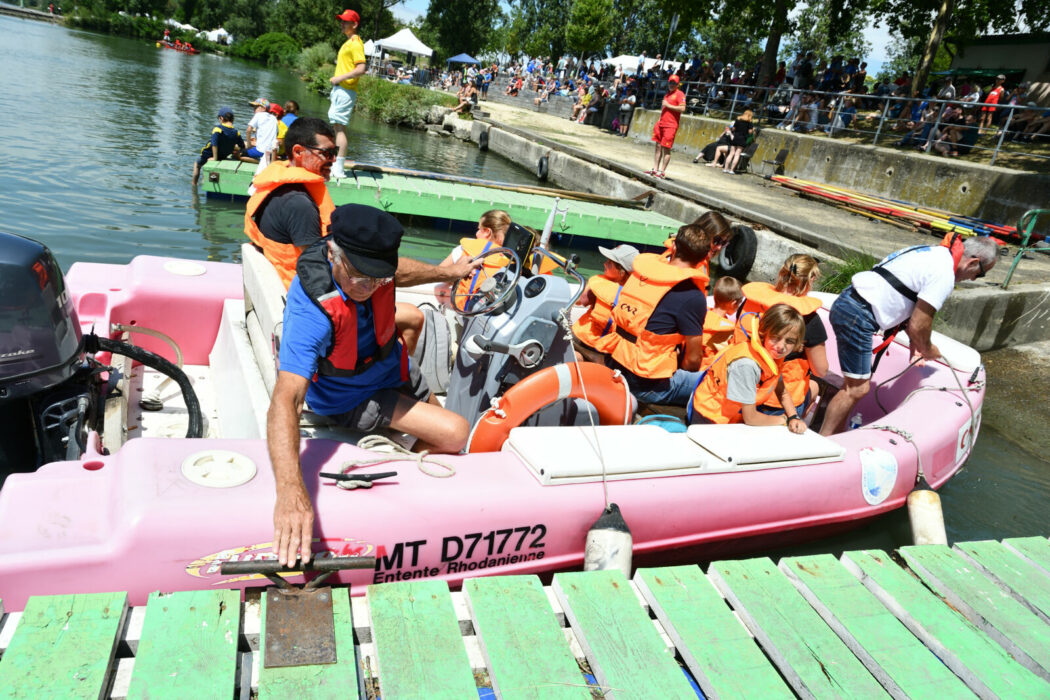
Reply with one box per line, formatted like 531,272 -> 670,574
296,241 -> 407,381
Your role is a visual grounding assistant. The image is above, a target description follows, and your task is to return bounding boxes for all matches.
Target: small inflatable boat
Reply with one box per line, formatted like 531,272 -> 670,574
0,231 -> 985,611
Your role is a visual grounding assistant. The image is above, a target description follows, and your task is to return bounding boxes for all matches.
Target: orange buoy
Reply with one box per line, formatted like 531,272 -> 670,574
466,362 -> 633,453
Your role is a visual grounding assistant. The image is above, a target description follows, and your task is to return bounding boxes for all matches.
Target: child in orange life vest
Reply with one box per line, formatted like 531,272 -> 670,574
701,276 -> 742,366
736,254 -> 827,417
689,303 -> 808,434
571,244 -> 639,363
434,209 -> 512,308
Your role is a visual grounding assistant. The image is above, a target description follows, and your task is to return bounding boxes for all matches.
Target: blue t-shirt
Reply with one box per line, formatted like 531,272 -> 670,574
281,113 -> 298,127
279,275 -> 405,415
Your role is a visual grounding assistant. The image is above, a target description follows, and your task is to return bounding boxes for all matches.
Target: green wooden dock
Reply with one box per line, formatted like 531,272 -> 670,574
2,537 -> 1049,698
201,160 -> 684,247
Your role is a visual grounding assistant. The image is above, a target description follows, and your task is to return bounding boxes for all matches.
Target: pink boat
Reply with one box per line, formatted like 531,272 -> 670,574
0,233 -> 985,611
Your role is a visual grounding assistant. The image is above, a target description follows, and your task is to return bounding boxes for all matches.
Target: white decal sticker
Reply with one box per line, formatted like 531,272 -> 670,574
860,447 -> 898,505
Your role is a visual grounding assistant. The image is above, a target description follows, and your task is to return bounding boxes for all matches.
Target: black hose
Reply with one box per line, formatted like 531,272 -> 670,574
84,334 -> 204,439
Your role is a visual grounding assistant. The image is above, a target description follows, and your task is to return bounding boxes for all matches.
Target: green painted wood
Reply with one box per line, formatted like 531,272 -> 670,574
634,565 -> 793,699
464,576 -> 591,700
780,554 -> 974,699
955,540 -> 1050,621
201,160 -> 681,246
0,592 -> 127,700
1004,536 -> 1050,576
367,579 -> 477,700
900,545 -> 1050,680
842,549 -> 1050,698
125,589 -> 240,700
257,587 -> 360,700
708,557 -> 887,699
552,570 -> 696,699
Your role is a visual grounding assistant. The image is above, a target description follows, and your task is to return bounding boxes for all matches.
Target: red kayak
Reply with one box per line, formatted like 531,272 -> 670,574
157,41 -> 200,54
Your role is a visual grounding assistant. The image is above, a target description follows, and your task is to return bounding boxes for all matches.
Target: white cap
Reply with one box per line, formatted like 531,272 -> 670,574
598,244 -> 640,272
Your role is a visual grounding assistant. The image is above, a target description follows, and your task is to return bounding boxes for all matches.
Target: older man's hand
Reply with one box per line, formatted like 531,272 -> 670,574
273,484 -> 315,567
444,255 -> 486,283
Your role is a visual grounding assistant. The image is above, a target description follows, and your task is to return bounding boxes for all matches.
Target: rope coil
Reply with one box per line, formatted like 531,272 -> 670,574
334,435 -> 456,489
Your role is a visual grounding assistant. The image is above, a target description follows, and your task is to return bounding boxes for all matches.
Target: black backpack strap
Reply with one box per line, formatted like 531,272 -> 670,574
871,266 -> 918,303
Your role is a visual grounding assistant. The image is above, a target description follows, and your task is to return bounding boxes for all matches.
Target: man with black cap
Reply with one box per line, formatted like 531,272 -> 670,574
269,204 -> 470,567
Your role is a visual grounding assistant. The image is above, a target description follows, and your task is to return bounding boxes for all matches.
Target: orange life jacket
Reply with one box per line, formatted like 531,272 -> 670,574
690,314 -> 782,424
607,253 -> 708,379
734,282 -> 822,407
572,274 -> 623,353
663,237 -> 711,291
454,238 -> 511,310
244,162 -> 335,289
940,232 -> 966,269
296,241 -> 407,381
700,310 -> 736,367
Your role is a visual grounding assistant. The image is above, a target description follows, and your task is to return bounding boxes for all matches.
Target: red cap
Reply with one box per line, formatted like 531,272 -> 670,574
336,9 -> 360,23
668,74 -> 680,84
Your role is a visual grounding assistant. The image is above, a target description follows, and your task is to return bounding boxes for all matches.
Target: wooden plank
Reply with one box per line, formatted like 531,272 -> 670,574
1004,536 -> 1050,577
634,565 -> 793,699
464,576 -> 590,700
125,589 -> 241,700
900,545 -> 1050,680
257,588 -> 359,700
0,592 -> 128,700
954,540 -> 1050,623
842,549 -> 1050,699
552,570 -> 696,699
367,579 -> 477,699
708,557 -> 887,699
780,554 -> 974,699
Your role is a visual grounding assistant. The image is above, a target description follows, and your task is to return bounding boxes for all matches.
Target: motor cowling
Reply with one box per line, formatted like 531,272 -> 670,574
0,231 -> 82,403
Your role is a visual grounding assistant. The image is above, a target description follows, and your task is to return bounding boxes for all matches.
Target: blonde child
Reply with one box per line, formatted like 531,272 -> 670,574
435,210 -> 512,308
689,303 -> 808,434
701,276 -> 742,365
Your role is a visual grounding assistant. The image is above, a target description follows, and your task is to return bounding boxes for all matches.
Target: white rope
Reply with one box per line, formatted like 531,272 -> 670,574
335,435 -> 456,488
558,307 -> 617,510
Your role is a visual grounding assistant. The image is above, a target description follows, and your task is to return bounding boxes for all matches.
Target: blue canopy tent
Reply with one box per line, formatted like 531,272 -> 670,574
446,53 -> 480,65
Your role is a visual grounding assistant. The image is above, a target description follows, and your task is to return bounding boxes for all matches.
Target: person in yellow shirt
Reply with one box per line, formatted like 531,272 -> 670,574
329,9 -> 367,179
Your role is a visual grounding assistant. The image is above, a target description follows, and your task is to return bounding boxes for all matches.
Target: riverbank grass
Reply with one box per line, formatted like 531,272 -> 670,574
819,252 -> 878,293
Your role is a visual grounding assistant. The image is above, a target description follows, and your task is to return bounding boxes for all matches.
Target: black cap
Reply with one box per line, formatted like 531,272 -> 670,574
328,204 -> 402,278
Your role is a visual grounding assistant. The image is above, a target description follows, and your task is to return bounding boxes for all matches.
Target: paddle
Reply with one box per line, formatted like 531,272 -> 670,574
349,162 -> 654,210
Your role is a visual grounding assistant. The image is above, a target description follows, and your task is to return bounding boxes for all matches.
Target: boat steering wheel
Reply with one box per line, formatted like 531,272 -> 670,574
449,247 -> 522,317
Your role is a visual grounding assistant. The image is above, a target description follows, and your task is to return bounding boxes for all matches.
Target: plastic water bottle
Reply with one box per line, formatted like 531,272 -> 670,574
848,412 -> 863,430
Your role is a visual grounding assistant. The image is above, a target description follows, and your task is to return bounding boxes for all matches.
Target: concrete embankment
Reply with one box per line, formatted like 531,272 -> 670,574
629,109 -> 1050,226
432,98 -> 1050,351
982,341 -> 1050,456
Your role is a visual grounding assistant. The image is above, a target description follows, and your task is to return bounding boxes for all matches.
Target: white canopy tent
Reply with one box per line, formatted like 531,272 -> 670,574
603,54 -> 682,76
373,28 -> 433,58
363,39 -> 376,57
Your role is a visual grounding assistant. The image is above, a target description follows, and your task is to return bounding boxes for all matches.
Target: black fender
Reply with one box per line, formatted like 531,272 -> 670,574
478,128 -> 489,151
717,223 -> 758,279
537,154 -> 549,181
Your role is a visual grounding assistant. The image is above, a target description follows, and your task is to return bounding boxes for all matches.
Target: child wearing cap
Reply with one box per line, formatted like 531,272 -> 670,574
192,107 -> 246,185
329,9 -> 367,179
700,276 -> 742,366
245,99 -> 278,161
571,244 -> 639,364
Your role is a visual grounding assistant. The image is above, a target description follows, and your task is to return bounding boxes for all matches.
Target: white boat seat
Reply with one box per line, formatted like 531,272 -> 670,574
685,424 -> 845,470
504,425 -> 711,485
241,243 -> 286,396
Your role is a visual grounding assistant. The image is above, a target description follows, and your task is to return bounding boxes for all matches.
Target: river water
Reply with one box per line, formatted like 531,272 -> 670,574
2,16 -> 1047,552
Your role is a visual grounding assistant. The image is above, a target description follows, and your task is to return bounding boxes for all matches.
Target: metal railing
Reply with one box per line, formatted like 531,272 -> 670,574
631,79 -> 1048,167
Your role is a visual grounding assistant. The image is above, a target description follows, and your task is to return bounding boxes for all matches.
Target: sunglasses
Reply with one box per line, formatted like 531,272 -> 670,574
975,258 -> 986,279
711,235 -> 729,248
336,256 -> 393,290
303,144 -> 339,160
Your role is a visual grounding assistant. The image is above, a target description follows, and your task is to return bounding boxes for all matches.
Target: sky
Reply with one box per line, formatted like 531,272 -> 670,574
390,1 -> 894,74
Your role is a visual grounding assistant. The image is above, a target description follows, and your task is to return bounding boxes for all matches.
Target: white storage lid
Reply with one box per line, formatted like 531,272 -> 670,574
686,424 -> 845,469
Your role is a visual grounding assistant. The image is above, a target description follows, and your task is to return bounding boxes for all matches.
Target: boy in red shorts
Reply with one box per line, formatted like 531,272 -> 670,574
649,74 -> 686,179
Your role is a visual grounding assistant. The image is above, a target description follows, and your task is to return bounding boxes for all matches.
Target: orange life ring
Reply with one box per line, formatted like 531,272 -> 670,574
466,362 -> 633,453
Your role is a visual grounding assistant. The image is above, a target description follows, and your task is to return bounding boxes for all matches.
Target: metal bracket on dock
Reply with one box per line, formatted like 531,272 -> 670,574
220,556 -> 376,668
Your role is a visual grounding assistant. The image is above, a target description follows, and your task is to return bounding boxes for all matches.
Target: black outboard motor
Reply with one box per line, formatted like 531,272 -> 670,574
0,232 -> 90,474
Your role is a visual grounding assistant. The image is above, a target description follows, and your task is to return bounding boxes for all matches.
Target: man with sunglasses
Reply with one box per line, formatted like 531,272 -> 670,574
269,204 -> 470,567
819,234 -> 998,435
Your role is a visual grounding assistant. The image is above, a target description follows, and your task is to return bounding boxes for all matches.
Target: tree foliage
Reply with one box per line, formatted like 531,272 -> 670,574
565,0 -> 615,58
422,0 -> 503,61
781,0 -> 872,60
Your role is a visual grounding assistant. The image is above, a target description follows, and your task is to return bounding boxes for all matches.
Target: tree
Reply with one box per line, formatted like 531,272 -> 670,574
266,0 -> 344,48
780,0 -> 872,61
565,0 -> 614,59
869,0 -> 1050,95
423,0 -> 502,61
507,0 -> 573,58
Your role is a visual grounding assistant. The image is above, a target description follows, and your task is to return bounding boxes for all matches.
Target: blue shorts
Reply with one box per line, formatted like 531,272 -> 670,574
244,147 -> 266,159
328,85 -> 358,125
830,287 -> 879,379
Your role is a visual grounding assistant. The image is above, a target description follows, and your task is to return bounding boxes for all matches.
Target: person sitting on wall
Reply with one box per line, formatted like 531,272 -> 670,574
268,205 -> 471,568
